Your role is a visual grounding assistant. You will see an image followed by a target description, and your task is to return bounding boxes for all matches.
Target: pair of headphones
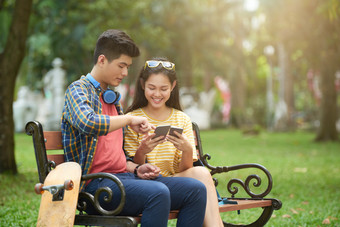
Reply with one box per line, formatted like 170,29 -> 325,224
86,73 -> 121,105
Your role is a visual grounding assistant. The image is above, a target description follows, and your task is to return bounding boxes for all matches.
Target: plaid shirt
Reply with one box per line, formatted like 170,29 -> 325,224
61,75 -> 124,191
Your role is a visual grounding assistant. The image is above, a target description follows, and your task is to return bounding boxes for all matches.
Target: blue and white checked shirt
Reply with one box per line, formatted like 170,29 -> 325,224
61,75 -> 124,191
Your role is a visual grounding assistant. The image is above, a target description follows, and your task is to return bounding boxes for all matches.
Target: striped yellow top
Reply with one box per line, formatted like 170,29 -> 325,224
124,108 -> 197,176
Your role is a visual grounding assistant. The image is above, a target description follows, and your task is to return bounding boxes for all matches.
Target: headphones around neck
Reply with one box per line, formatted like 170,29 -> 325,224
86,73 -> 121,105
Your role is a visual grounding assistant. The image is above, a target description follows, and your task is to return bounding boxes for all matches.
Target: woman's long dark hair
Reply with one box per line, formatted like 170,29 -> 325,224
125,57 -> 182,113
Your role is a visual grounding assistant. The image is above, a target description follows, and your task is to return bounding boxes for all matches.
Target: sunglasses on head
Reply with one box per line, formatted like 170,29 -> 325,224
144,60 -> 175,70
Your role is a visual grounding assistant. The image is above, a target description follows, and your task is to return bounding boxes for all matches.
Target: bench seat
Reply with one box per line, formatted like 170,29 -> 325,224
26,120 -> 282,226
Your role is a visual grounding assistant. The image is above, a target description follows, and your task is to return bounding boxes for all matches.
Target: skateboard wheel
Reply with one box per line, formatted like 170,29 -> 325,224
35,183 -> 44,194
64,179 -> 74,190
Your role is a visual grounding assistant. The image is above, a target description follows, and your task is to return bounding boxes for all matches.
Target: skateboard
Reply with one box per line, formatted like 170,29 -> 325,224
34,162 -> 81,227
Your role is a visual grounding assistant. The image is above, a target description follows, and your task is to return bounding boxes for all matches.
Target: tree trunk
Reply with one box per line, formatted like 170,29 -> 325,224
284,55 -> 296,131
315,62 -> 338,141
0,0 -> 33,174
230,66 -> 246,127
230,33 -> 247,128
314,13 -> 339,142
180,40 -> 193,88
274,43 -> 289,131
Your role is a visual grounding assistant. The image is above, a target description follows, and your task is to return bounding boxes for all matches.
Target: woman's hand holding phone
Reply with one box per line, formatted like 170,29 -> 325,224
136,125 -> 188,155
137,132 -> 166,155
166,131 -> 192,154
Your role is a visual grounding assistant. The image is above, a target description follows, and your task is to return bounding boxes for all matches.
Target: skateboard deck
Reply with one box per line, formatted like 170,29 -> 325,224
35,162 -> 81,227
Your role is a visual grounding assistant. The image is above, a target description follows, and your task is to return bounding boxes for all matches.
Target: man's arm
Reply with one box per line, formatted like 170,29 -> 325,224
64,83 -> 110,135
108,115 -> 133,132
108,115 -> 153,134
65,82 -> 153,135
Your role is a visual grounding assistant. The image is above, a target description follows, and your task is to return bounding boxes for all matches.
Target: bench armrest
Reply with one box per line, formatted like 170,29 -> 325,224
77,172 -> 126,216
25,121 -> 127,216
201,154 -> 273,198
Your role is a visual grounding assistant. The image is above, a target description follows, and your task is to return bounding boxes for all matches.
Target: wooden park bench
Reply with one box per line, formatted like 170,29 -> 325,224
26,120 -> 282,226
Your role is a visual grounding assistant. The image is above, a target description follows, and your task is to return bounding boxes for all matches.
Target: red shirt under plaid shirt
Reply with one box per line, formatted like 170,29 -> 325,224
61,75 -> 125,191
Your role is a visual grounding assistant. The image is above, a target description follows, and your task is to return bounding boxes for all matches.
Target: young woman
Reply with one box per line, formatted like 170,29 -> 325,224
124,57 -> 224,227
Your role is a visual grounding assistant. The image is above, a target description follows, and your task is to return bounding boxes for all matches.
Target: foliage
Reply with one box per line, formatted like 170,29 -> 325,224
1,0 -> 339,131
1,131 -> 339,226
14,0 -> 172,88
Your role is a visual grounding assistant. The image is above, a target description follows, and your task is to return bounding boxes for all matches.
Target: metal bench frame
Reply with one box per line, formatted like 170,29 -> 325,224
26,120 -> 281,226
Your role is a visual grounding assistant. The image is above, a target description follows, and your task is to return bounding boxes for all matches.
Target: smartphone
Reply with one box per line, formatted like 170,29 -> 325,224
169,126 -> 183,138
153,125 -> 171,138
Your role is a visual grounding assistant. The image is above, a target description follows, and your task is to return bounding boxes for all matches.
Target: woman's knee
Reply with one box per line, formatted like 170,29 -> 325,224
185,166 -> 212,181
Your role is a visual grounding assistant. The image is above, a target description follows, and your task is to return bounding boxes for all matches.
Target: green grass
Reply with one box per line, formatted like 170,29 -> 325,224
1,130 -> 339,226
201,130 -> 340,227
0,133 -> 41,227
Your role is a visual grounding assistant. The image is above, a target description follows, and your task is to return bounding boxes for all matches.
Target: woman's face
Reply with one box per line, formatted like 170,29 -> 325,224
143,73 -> 176,109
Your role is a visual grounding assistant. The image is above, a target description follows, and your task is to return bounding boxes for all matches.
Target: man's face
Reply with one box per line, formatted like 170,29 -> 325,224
100,54 -> 132,88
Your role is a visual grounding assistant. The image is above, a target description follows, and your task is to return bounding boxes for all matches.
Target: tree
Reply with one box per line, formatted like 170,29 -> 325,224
262,0 -> 340,139
313,0 -> 340,141
0,0 -> 33,174
290,0 -> 339,141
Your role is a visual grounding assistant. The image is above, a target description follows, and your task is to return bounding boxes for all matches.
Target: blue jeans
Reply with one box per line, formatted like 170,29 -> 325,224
85,172 -> 206,227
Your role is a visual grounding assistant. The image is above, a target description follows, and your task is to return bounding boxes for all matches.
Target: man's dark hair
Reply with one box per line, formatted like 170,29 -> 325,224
93,29 -> 140,64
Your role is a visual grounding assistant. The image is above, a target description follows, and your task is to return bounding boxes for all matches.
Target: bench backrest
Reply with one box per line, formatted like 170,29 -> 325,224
43,131 -> 65,165
26,121 -> 204,183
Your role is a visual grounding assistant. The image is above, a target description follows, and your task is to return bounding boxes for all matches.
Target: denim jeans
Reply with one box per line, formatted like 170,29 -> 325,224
85,172 -> 206,227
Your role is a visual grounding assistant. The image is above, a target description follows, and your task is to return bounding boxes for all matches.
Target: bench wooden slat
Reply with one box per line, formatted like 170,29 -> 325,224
47,154 -> 65,166
44,132 -> 64,166
134,210 -> 179,223
44,131 -> 63,150
219,199 -> 272,212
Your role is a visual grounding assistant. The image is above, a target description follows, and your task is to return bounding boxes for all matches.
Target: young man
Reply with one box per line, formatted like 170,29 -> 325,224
61,29 -> 206,227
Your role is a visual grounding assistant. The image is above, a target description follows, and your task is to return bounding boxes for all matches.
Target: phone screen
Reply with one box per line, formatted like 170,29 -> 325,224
169,127 -> 183,138
154,125 -> 171,138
